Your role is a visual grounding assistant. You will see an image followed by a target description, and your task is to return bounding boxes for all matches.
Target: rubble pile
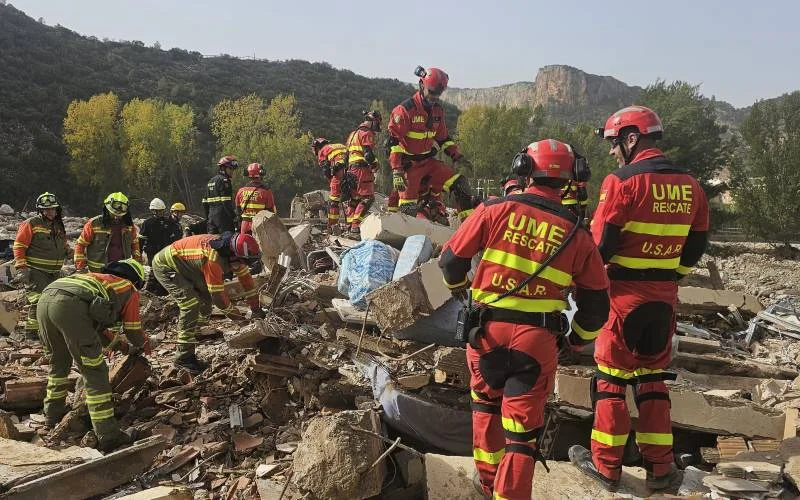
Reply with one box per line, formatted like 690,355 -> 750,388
0,201 -> 799,498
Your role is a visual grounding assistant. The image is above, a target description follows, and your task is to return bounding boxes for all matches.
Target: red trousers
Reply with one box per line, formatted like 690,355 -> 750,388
468,321 -> 557,500
347,165 -> 375,230
397,158 -> 459,208
327,171 -> 350,227
591,280 -> 677,480
387,190 -> 399,212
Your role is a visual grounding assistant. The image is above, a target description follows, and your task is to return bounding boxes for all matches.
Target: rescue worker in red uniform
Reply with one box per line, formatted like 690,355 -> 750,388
569,106 -> 710,492
440,139 -> 610,499
561,181 -> 589,218
344,110 -> 382,237
500,176 -> 524,196
236,163 -> 276,234
388,66 -> 479,222
312,138 -> 350,233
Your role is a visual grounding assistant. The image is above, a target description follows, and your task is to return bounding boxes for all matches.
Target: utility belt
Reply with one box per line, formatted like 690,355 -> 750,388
402,149 -> 438,164
607,267 -> 678,282
456,305 -> 567,348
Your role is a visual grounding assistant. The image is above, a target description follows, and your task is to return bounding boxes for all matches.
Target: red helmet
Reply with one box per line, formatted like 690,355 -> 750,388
599,105 -> 663,140
360,110 -> 382,130
247,163 -> 264,178
218,155 -> 239,169
312,137 -> 329,154
230,233 -> 261,260
502,177 -> 522,195
416,66 -> 449,94
512,139 -> 575,180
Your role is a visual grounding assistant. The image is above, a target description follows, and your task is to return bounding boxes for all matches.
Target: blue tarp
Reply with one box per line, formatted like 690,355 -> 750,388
338,240 -> 399,310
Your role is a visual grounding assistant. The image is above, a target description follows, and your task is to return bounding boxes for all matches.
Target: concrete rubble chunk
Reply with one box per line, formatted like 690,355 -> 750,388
225,319 -> 280,349
109,354 -> 152,395
292,410 -> 385,499
367,260 -> 451,334
393,235 -> 433,280
554,369 -> 787,439
224,274 -> 268,302
117,486 -> 192,500
678,286 -> 763,315
360,212 -> 455,249
252,210 -> 301,270
0,289 -> 23,334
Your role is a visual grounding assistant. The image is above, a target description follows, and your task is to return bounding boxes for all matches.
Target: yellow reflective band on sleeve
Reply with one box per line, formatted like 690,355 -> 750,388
13,242 -> 29,249
442,173 -> 462,192
493,493 -> 508,500
329,195 -> 341,202
636,432 -> 673,446
622,221 -> 691,237
444,277 -> 468,289
406,130 -> 437,140
481,248 -> 572,287
458,208 -> 474,219
676,265 -> 692,275
440,140 -> 456,149
561,199 -> 578,205
608,255 -> 681,270
80,354 -> 106,368
591,429 -> 629,447
327,214 -> 340,220
390,145 -> 409,155
471,290 -> 566,313
206,284 -> 225,293
398,198 -> 418,205
242,288 -> 259,298
572,321 -> 600,341
123,322 -> 141,330
473,447 -> 505,465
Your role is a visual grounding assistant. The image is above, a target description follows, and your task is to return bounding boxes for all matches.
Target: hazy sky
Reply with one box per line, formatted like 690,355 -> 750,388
12,0 -> 798,107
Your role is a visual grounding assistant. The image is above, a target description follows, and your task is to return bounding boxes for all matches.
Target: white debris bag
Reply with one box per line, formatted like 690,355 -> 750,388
338,240 -> 399,309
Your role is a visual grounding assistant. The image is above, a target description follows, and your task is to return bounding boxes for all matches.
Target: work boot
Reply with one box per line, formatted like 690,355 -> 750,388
173,352 -> 207,375
568,445 -> 619,492
645,463 -> 679,491
472,470 -> 491,499
97,428 -> 133,453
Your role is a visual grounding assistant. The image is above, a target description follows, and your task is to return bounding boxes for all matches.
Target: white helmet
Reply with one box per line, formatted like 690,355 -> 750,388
149,198 -> 166,210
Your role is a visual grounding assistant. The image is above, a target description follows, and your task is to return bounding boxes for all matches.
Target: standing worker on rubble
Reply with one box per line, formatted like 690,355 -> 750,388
387,66 -> 480,222
561,180 -> 590,218
235,163 -> 276,235
38,258 -> 151,452
500,176 -> 524,196
312,138 -> 350,233
74,192 -> 142,273
13,192 -> 70,340
568,106 -> 709,492
151,233 -> 265,373
170,202 -> 188,236
344,110 -> 382,237
439,139 -> 610,499
203,156 -> 240,234
139,198 -> 182,294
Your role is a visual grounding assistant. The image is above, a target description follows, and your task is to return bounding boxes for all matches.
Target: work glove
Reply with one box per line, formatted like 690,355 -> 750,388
13,267 -> 29,286
250,306 -> 266,320
455,156 -> 473,171
392,171 -> 407,191
449,281 -> 471,303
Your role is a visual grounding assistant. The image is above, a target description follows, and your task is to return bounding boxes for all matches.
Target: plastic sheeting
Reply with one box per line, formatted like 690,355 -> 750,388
337,240 -> 399,310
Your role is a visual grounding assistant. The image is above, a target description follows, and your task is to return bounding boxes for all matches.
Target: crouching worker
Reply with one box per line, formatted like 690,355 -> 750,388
38,258 -> 151,452
152,233 -> 264,374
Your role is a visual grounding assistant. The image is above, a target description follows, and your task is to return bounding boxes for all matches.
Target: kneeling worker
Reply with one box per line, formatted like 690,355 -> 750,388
152,233 -> 264,373
38,258 -> 151,452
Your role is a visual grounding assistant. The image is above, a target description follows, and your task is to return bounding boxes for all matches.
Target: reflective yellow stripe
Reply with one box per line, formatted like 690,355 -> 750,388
442,173 -> 461,192
123,322 -> 141,329
458,208 -> 474,219
80,354 -> 106,367
493,493 -> 508,500
406,130 -> 436,140
676,265 -> 692,275
398,198 -> 418,205
470,390 -> 481,401
27,256 -> 65,266
473,447 -> 505,465
89,408 -> 115,421
562,199 -> 578,205
13,242 -> 29,249
501,416 -> 530,433
597,365 -> 663,379
48,376 -> 69,383
609,255 -> 680,270
622,221 -> 691,237
471,290 -> 566,313
591,429 -> 629,447
572,321 -> 600,341
179,297 -> 199,310
86,393 -> 112,405
60,275 -> 110,300
46,389 -> 68,400
390,145 -> 408,154
636,432 -> 673,446
443,277 -> 468,289
440,140 -> 456,149
481,248 -> 572,287
329,196 -> 341,202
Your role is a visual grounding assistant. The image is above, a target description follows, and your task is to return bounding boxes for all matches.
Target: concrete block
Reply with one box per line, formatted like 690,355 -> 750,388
554,369 -> 786,439
0,289 -> 23,335
252,210 -> 301,270
117,486 -> 192,500
288,223 -> 312,251
393,235 -> 433,281
678,286 -> 763,315
360,213 -> 454,249
394,449 -> 424,487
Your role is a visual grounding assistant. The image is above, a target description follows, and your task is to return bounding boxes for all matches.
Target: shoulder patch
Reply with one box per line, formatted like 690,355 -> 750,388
599,190 -> 607,202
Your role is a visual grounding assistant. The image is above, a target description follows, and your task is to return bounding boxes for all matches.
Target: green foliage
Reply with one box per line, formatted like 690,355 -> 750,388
637,81 -> 728,188
457,105 -> 530,181
366,100 -> 391,193
211,94 -> 312,211
729,92 -> 800,247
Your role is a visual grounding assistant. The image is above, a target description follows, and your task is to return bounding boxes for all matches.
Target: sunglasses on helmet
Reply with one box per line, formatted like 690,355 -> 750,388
108,200 -> 128,212
39,194 -> 57,205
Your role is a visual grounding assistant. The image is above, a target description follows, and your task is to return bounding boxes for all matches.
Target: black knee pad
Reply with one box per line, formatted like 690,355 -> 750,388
478,347 -> 511,391
505,349 -> 542,397
622,301 -> 673,356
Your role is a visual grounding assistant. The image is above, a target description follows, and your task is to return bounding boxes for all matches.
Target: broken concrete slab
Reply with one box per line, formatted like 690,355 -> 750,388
0,289 -> 23,335
678,286 -> 763,315
392,235 -> 433,281
1,377 -> 47,410
367,260 -> 451,334
423,454 -> 650,499
259,262 -> 288,308
360,213 -> 455,249
225,319 -> 280,349
677,335 -> 721,354
672,352 -> 798,380
117,486 -> 192,500
292,410 -> 384,499
554,369 -> 787,439
331,298 -> 377,326
288,224 -> 312,251
717,461 -> 782,482
3,436 -> 167,499
109,354 -> 152,395
252,210 -> 301,270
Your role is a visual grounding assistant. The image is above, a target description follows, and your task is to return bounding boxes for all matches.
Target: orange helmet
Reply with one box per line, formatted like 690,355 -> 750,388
247,163 -> 264,178
598,105 -> 663,140
511,139 -> 576,180
218,155 -> 239,169
414,66 -> 449,94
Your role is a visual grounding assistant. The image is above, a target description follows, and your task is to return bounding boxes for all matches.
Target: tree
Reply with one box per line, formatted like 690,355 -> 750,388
729,92 -> 800,251
211,94 -> 312,211
367,99 -> 391,193
637,81 -> 728,188
63,92 -> 122,197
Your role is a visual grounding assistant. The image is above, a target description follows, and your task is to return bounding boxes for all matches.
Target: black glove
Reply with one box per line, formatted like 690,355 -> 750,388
449,281 -> 471,302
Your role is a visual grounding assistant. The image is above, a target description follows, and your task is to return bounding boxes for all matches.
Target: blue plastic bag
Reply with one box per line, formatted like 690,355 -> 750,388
337,240 -> 399,309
